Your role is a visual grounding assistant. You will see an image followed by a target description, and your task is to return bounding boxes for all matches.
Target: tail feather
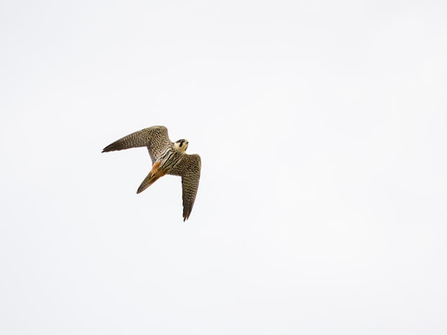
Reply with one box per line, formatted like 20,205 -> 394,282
137,173 -> 160,194
137,161 -> 168,194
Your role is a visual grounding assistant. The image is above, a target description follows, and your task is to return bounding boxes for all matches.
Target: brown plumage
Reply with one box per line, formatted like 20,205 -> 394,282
137,161 -> 168,194
102,125 -> 201,221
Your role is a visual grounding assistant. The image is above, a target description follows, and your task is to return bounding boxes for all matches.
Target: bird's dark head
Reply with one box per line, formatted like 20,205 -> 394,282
174,139 -> 189,153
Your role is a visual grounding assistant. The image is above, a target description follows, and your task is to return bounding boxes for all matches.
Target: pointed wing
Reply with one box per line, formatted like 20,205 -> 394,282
169,154 -> 201,221
102,126 -> 172,163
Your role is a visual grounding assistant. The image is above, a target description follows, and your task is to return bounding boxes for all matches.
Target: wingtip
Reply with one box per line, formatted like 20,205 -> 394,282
102,144 -> 113,153
183,211 -> 191,221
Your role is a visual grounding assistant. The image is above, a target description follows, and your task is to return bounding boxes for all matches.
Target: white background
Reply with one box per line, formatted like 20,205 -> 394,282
1,1 -> 446,334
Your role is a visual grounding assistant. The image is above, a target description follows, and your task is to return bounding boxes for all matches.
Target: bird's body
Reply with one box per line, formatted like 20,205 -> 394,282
102,126 -> 201,221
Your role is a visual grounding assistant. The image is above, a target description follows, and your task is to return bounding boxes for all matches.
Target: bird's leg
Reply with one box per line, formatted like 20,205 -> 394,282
149,161 -> 161,177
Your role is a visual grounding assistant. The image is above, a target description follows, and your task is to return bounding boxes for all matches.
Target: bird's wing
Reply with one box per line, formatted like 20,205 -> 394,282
169,154 -> 201,221
102,126 -> 172,163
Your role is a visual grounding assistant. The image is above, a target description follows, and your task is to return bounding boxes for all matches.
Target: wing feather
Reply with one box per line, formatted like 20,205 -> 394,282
169,154 -> 201,221
102,126 -> 172,163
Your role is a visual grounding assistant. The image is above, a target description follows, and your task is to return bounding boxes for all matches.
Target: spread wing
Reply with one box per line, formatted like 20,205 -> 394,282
169,154 -> 201,221
102,125 -> 172,163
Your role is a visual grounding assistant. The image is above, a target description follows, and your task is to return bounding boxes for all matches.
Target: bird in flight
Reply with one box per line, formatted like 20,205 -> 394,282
102,126 -> 201,221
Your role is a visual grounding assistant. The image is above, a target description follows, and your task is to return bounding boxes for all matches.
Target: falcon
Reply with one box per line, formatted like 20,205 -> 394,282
102,126 -> 201,221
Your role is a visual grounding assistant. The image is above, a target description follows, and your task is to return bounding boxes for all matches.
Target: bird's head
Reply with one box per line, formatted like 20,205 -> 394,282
174,139 -> 189,153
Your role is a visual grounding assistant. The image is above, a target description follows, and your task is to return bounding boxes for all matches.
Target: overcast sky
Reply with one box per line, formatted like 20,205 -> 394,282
1,1 -> 446,334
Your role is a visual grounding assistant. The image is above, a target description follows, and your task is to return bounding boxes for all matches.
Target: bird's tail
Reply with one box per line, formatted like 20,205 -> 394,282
137,172 -> 160,194
137,161 -> 168,194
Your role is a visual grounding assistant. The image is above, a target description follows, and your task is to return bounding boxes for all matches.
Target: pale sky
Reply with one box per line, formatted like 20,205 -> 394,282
1,1 -> 446,334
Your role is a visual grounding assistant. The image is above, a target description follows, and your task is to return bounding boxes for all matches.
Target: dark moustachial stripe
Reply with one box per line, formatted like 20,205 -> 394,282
102,125 -> 201,221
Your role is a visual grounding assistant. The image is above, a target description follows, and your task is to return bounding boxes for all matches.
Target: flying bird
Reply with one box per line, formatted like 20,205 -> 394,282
102,126 -> 201,221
